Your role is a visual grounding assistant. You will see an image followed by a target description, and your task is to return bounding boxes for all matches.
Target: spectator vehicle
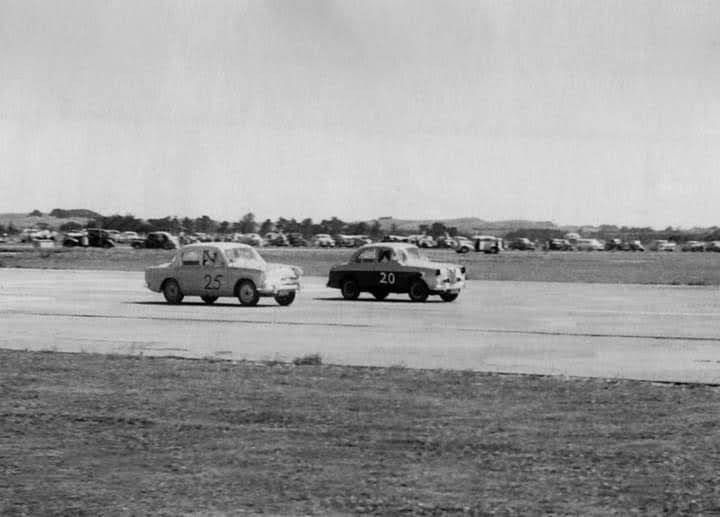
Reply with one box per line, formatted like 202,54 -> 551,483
131,231 -> 179,250
705,241 -> 720,252
327,243 -> 466,302
649,240 -> 677,252
117,231 -> 141,244
287,233 -> 309,247
604,238 -> 623,251
473,235 -> 502,254
453,236 -> 474,254
546,238 -> 574,251
382,235 -> 410,243
63,228 -> 116,248
264,232 -> 289,246
574,238 -> 604,251
415,235 -> 437,248
621,240 -> 645,252
681,241 -> 706,252
312,234 -> 336,247
235,233 -> 264,247
507,238 -> 536,251
435,235 -> 458,249
145,242 -> 302,306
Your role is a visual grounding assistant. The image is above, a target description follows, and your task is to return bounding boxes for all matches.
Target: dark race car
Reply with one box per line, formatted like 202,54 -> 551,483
327,243 -> 466,302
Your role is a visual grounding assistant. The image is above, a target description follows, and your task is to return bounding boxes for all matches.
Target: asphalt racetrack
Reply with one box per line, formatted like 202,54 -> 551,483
2,268 -> 720,384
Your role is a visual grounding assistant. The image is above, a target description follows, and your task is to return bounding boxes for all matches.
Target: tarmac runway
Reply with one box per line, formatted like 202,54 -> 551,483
1,268 -> 720,383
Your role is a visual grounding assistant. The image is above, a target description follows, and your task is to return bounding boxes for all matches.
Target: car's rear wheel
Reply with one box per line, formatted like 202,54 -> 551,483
274,291 -> 296,306
237,280 -> 259,306
408,279 -> 429,302
440,292 -> 459,302
341,278 -> 360,300
371,288 -> 389,300
162,279 -> 184,304
201,295 -> 218,305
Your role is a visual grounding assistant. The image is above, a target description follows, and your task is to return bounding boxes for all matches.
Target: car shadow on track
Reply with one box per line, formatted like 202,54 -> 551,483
313,297 -> 446,304
127,301 -> 279,308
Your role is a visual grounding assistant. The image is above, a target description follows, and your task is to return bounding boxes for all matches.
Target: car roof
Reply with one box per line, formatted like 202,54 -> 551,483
358,242 -> 417,250
181,242 -> 252,251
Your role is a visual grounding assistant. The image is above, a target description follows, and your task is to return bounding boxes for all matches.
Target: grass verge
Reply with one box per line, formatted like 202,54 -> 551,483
1,349 -> 719,515
3,245 -> 720,285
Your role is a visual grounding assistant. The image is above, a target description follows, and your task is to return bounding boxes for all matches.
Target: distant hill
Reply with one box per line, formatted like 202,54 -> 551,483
0,209 -> 99,230
376,217 -> 557,236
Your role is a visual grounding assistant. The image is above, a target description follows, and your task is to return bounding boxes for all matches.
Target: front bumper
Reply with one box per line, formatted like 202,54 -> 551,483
258,281 -> 301,296
430,279 -> 465,294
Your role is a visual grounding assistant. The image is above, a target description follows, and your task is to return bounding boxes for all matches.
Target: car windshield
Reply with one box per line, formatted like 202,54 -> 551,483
224,246 -> 263,264
404,247 -> 428,262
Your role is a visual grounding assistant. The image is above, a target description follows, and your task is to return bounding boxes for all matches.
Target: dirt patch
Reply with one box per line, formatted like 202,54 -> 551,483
1,349 -> 719,514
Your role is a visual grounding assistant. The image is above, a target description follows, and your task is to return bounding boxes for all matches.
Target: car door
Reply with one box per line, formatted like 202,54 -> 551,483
350,247 -> 380,290
199,247 -> 227,297
176,248 -> 203,295
374,247 -> 406,292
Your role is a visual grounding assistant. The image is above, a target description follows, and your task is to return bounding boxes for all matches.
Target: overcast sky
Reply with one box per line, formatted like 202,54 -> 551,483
2,1 -> 719,228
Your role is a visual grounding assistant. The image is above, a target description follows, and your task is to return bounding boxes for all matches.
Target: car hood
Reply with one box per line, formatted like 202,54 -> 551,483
266,262 -> 303,276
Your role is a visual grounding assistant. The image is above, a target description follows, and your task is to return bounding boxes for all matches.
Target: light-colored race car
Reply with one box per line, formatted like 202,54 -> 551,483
326,242 -> 466,302
145,242 -> 302,306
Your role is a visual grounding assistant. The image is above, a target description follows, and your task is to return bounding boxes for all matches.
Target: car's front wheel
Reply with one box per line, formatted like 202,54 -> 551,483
237,280 -> 259,306
440,292 -> 459,302
162,279 -> 184,304
201,295 -> 218,305
408,279 -> 429,302
341,278 -> 360,300
274,291 -> 296,306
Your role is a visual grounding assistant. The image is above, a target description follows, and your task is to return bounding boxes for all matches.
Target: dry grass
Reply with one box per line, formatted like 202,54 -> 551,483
2,349 -> 719,515
3,245 -> 720,285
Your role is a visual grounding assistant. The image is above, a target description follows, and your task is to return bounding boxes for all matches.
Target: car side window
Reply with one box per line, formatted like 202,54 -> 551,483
356,248 -> 378,263
378,248 -> 393,263
202,249 -> 222,266
182,249 -> 200,266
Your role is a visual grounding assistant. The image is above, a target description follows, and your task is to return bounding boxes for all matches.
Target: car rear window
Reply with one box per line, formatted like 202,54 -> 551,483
182,250 -> 200,266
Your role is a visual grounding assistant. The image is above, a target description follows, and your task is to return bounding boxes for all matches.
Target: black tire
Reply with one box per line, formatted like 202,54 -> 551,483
440,292 -> 459,302
201,295 -> 218,305
162,279 -> 184,304
237,280 -> 259,306
408,279 -> 429,302
371,289 -> 389,300
340,278 -> 360,300
131,242 -> 143,249
274,291 -> 296,306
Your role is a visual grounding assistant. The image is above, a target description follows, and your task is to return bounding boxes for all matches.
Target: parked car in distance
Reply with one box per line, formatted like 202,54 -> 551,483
547,238 -> 574,251
264,232 -> 289,247
145,242 -> 302,306
131,231 -> 179,250
287,233 -> 309,247
382,235 -> 410,243
63,228 -> 116,248
311,234 -> 335,247
473,235 -> 502,254
412,235 -> 437,248
649,240 -> 677,252
621,240 -> 645,252
604,238 -> 623,251
327,243 -> 466,302
681,241 -> 706,252
435,235 -> 458,249
117,231 -> 141,244
507,237 -> 536,251
235,233 -> 264,247
574,238 -> 604,251
705,241 -> 720,252
453,236 -> 474,254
